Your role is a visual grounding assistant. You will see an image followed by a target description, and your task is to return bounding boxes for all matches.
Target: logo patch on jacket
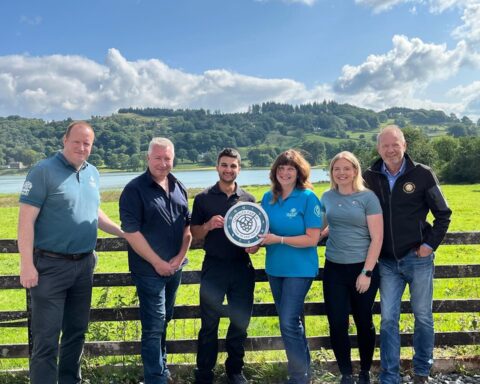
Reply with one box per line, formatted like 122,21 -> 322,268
403,182 -> 415,193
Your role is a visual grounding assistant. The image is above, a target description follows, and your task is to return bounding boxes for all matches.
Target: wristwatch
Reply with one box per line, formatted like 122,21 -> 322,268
361,268 -> 372,277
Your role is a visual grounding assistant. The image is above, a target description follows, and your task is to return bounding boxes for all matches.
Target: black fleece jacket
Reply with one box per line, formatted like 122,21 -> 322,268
363,154 -> 452,260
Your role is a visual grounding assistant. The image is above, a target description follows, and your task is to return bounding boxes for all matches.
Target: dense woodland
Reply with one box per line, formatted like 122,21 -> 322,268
1,101 -> 479,183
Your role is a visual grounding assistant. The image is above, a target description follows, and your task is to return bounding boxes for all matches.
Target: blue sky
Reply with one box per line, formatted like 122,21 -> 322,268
1,0 -> 479,120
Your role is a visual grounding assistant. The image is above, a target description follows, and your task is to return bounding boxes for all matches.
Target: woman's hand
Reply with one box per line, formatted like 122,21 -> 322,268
355,273 -> 371,294
259,233 -> 281,245
319,226 -> 329,239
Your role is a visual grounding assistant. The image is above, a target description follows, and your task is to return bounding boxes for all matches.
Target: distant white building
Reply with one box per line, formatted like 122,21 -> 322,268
8,161 -> 26,169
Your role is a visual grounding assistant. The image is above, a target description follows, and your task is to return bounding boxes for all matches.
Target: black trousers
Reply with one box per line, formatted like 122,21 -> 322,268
323,259 -> 379,375
195,257 -> 255,384
30,251 -> 96,384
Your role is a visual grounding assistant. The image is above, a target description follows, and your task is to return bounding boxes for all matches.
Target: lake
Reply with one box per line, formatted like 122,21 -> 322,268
0,168 -> 330,194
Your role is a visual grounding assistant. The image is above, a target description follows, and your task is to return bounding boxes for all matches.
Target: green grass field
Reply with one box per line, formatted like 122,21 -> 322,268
0,183 -> 478,381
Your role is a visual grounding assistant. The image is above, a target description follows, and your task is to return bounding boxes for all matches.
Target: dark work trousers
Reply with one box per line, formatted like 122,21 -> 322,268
322,259 -> 379,376
194,257 -> 255,384
29,251 -> 96,384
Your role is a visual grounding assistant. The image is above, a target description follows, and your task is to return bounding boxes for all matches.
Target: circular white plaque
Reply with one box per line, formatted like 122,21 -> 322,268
224,202 -> 269,247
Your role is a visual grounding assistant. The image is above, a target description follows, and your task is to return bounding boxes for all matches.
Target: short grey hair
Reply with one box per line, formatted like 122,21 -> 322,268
148,137 -> 175,155
377,125 -> 405,145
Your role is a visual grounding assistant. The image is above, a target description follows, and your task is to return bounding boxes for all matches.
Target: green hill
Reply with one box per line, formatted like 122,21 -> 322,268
1,102 -> 479,182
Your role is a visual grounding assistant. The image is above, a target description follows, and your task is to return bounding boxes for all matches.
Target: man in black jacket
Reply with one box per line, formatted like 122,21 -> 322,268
363,125 -> 451,384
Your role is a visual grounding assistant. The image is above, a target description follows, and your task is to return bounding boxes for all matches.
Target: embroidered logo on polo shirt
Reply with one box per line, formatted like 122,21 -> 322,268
286,208 -> 298,218
21,181 -> 33,196
89,176 -> 97,188
314,205 -> 321,217
403,182 -> 415,194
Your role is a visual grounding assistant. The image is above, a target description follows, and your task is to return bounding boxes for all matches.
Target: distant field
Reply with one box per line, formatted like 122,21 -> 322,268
0,183 -> 478,372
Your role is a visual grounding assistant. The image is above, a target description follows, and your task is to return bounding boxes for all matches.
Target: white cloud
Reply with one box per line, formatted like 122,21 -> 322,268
20,15 -> 42,26
334,35 -> 467,94
355,0 -> 473,14
0,36 -> 478,121
447,81 -> 480,118
354,0 -> 413,13
0,49 -> 333,119
428,0 -> 471,14
451,2 -> 480,48
329,34 -> 480,118
255,0 -> 317,5
284,0 -> 317,4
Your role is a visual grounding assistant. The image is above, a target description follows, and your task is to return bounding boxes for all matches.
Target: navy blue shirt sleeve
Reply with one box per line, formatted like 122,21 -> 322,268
119,183 -> 144,233
191,194 -> 206,226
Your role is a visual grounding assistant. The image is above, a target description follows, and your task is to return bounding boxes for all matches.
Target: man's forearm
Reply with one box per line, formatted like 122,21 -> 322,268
18,225 -> 35,266
191,224 -> 209,240
18,204 -> 40,288
18,204 -> 39,265
124,231 -> 161,266
98,209 -> 124,237
175,227 -> 193,261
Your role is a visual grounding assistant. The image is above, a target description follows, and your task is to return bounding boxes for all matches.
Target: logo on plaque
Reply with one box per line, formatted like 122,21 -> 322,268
224,202 -> 269,247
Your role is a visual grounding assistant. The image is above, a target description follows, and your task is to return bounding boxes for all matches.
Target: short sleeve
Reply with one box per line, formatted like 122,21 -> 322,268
119,184 -> 143,233
191,194 -> 206,226
320,191 -> 328,214
365,190 -> 382,216
260,191 -> 270,210
19,165 -> 48,208
304,191 -> 323,229
179,184 -> 191,226
185,208 -> 192,226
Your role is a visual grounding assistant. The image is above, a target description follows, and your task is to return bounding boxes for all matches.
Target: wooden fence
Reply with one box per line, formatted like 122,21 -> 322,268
0,232 -> 479,360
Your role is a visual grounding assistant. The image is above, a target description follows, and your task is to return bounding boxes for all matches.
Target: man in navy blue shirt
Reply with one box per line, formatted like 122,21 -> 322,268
119,137 -> 192,384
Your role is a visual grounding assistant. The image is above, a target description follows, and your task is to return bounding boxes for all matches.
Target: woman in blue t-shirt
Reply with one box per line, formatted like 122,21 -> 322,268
321,151 -> 383,384
260,149 -> 322,384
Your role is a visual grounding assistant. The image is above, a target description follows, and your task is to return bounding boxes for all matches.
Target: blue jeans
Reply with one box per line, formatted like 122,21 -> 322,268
379,250 -> 435,384
268,275 -> 313,384
132,270 -> 182,384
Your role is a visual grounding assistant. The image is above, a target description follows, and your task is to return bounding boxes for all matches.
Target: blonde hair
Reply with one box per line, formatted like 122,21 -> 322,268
329,151 -> 365,192
269,149 -> 313,203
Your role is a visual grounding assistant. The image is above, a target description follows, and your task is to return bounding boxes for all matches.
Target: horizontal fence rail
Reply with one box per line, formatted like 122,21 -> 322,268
0,232 -> 479,359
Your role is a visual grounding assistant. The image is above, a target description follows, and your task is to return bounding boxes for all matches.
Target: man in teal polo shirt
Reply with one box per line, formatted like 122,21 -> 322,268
18,121 -> 123,384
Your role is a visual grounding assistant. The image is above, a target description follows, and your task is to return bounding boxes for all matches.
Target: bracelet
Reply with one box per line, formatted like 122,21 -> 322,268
281,236 -> 284,245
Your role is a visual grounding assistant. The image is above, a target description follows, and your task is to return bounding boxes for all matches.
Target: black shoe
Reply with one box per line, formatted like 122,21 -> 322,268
340,374 -> 355,384
227,372 -> 248,384
358,370 -> 370,384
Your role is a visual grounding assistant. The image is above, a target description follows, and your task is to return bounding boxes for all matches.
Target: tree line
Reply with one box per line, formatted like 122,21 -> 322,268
1,101 -> 479,183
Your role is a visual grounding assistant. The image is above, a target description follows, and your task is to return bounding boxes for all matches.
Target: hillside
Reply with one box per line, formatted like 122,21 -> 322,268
1,102 -> 479,182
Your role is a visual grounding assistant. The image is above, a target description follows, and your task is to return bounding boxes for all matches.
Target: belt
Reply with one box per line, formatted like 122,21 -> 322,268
37,249 -> 93,261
